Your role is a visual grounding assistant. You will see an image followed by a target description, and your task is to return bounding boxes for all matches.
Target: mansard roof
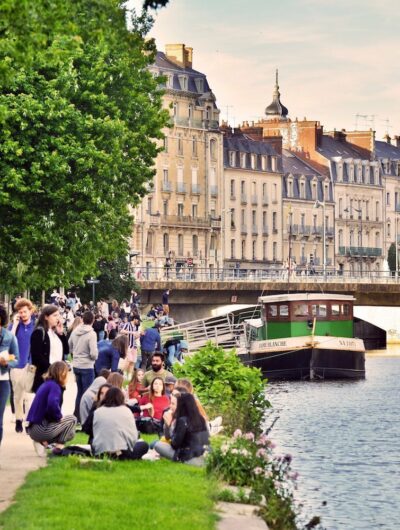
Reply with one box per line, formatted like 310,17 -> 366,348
317,135 -> 367,160
375,140 -> 400,160
223,134 -> 282,172
282,149 -> 322,176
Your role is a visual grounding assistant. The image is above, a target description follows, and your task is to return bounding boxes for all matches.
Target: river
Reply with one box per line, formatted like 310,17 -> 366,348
267,348 -> 400,530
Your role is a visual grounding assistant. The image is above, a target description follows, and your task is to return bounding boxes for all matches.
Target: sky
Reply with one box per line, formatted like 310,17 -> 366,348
129,0 -> 400,140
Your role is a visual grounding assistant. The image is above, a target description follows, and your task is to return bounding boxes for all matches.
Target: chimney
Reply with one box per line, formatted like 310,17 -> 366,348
394,136 -> 400,148
165,44 -> 193,69
384,133 -> 391,144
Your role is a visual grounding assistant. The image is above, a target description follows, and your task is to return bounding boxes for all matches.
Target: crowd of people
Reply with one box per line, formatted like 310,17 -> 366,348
0,290 -> 219,464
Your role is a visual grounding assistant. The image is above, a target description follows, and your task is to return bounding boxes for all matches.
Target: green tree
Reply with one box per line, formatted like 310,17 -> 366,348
0,1 -> 169,292
388,242 -> 397,276
78,255 -> 140,303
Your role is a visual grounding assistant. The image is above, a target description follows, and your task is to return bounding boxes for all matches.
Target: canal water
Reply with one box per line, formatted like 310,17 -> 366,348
267,348 -> 400,530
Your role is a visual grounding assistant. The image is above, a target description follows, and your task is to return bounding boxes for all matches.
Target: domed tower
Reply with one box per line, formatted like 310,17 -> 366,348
265,70 -> 288,121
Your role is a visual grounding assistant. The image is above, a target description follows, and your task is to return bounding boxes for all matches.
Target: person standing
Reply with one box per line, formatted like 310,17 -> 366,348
0,306 -> 19,447
139,323 -> 161,370
162,289 -> 170,315
8,298 -> 35,433
69,311 -> 98,422
30,305 -> 68,394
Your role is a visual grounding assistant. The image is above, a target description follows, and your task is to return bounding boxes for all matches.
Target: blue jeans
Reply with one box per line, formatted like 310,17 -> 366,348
98,331 -> 105,341
0,380 -> 10,446
73,368 -> 94,422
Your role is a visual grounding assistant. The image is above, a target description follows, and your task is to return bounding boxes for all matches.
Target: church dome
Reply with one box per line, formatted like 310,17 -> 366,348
265,70 -> 288,120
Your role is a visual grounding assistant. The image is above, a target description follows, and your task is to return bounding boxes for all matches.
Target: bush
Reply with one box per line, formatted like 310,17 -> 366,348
174,342 -> 269,435
206,430 -> 298,530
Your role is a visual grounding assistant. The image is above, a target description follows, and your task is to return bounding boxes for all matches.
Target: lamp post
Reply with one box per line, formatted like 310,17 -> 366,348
314,200 -> 326,280
220,208 -> 234,278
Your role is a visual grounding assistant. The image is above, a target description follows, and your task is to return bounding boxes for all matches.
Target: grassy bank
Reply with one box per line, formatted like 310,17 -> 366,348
0,436 -> 217,530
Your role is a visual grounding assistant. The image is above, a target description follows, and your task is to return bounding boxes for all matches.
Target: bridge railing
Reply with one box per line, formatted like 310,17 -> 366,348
136,267 -> 399,283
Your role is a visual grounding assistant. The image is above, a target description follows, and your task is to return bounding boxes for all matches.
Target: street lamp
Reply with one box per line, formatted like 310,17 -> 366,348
220,208 -> 234,277
314,200 -> 326,280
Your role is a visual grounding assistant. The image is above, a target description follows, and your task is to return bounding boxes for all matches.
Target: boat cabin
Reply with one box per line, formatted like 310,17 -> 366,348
256,293 -> 355,340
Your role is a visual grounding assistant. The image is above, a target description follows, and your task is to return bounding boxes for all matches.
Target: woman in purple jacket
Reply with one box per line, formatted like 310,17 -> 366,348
26,361 -> 76,456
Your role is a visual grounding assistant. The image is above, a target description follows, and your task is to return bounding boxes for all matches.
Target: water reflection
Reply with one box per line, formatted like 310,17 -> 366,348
267,353 -> 400,529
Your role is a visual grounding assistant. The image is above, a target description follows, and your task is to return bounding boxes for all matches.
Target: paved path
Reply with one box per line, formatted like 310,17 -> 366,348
0,374 -> 76,514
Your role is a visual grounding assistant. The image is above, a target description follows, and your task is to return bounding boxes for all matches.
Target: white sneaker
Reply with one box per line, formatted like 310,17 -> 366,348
141,449 -> 160,461
33,441 -> 47,458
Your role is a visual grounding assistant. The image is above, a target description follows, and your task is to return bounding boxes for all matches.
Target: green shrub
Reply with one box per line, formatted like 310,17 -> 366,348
174,342 -> 270,435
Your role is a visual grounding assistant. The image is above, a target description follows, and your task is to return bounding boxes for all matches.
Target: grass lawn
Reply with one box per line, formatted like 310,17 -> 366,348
0,434 -> 218,530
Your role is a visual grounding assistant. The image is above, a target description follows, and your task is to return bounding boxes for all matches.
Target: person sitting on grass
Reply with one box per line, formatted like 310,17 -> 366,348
142,352 -> 168,388
26,361 -> 77,457
128,368 -> 145,400
107,371 -> 124,390
138,376 -> 170,423
92,387 -> 148,460
82,383 -> 112,444
154,392 -> 209,465
79,369 -> 110,425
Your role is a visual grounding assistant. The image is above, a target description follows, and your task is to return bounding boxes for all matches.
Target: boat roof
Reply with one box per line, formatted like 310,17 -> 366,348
258,293 -> 356,304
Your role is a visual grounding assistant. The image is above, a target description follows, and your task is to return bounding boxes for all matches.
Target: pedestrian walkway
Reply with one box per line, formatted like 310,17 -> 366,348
0,374 -> 76,514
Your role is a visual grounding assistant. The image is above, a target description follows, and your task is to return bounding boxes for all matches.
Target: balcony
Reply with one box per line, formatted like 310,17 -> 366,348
338,246 -> 382,257
191,183 -> 201,194
252,224 -> 258,235
210,185 -> 218,197
241,193 -> 247,204
262,196 -> 269,206
161,181 -> 173,192
174,117 -> 206,129
251,195 -> 258,205
160,215 -> 212,228
312,226 -> 324,237
241,224 -> 248,235
176,182 -> 186,193
210,218 -> 221,230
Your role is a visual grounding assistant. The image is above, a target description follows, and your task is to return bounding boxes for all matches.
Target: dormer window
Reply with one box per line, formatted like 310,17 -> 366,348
229,151 -> 236,167
348,163 -> 354,182
167,74 -> 174,88
271,156 -> 277,171
195,78 -> 204,93
261,156 -> 267,171
251,154 -> 256,169
337,162 -> 343,182
178,75 -> 188,91
364,165 -> 370,184
287,179 -> 293,198
241,153 -> 247,168
357,164 -> 362,183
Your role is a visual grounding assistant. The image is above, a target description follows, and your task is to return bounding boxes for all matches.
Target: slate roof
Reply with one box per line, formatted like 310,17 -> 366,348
375,140 -> 400,160
155,51 -> 212,95
282,150 -> 333,202
223,135 -> 282,172
317,135 -> 365,160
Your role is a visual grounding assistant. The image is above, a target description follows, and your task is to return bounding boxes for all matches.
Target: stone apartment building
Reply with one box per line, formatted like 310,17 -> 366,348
131,44 -> 223,276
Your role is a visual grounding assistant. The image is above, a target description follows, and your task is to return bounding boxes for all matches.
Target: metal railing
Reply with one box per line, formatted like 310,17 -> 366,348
338,246 -> 382,257
136,266 -> 400,283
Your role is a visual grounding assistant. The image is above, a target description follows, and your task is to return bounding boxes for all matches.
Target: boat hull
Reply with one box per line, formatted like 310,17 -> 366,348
242,336 -> 366,380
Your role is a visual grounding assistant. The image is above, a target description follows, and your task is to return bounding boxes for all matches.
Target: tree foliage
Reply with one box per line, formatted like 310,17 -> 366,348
78,255 -> 139,303
0,1 -> 169,292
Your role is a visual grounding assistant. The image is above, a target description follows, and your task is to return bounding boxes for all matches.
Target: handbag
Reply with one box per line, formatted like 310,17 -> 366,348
23,363 -> 36,393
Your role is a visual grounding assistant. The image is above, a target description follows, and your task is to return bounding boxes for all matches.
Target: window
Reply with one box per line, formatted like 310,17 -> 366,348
263,241 -> 267,260
279,304 -> 289,317
241,209 -> 245,224
195,78 -> 204,93
145,231 -> 153,254
387,223 -> 391,238
188,104 -> 193,121
193,235 -> 198,256
192,204 -> 198,217
163,233 -> 169,254
273,183 -> 277,202
192,136 -> 197,157
241,240 -> 246,259
241,180 -> 245,194
273,242 -> 277,260
230,208 -> 236,229
177,134 -> 183,155
300,181 -> 305,199
300,213 -> 305,228
229,151 -> 236,166
173,101 -> 178,117
163,200 -> 168,216
262,183 -> 267,198
178,75 -> 188,90
163,169 -> 168,183
262,211 -> 267,227
252,240 -> 256,260
294,304 -> 308,317
396,192 -> 399,209
241,153 -> 247,168
230,179 -> 235,198
210,235 -> 216,250
331,304 -> 340,317
375,201 -> 380,221
252,210 -> 256,225
230,239 -> 235,259
147,197 -> 153,214
163,136 -> 168,152
339,197 -> 343,217
338,229 -> 343,247
268,305 -> 278,317
375,231 -> 380,248
177,203 -> 184,216
311,304 -> 327,317
272,212 -> 277,231
271,156 -> 277,171
312,182 -> 317,200
178,234 -> 184,256
210,139 -> 217,160
343,304 -> 350,317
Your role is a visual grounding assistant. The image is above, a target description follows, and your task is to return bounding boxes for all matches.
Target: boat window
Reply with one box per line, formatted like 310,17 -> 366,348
268,305 -> 277,317
331,304 -> 340,317
293,303 -> 308,317
279,304 -> 289,317
311,304 -> 327,317
342,304 -> 350,317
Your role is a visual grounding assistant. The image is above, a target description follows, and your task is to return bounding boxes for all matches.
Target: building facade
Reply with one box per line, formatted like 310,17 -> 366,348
131,44 -> 223,276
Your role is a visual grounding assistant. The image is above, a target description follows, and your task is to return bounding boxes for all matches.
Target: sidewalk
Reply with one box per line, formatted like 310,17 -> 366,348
0,374 -> 76,514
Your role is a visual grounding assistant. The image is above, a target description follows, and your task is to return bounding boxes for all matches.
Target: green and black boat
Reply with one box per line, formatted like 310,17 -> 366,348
243,293 -> 365,380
